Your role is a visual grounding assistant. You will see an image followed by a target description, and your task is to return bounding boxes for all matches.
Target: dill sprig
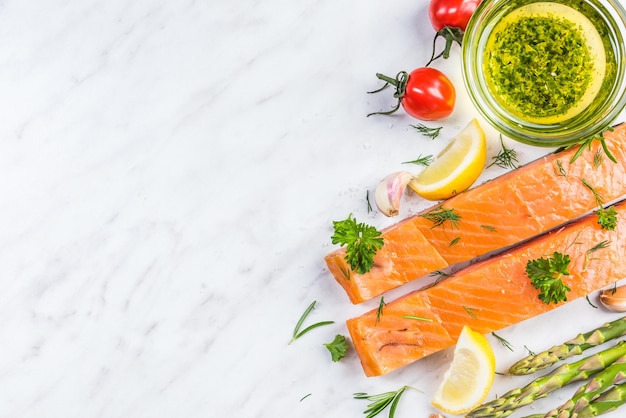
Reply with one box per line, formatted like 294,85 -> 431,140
420,206 -> 461,229
593,148 -> 604,169
488,135 -> 519,169
411,123 -> 442,140
492,332 -> 514,351
583,240 -> 611,270
289,301 -> 334,344
354,386 -> 417,418
402,154 -> 433,166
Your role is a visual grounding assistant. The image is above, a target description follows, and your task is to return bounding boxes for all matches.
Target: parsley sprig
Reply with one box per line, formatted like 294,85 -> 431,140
597,206 -> 618,231
331,214 -> 384,274
525,252 -> 572,305
324,334 -> 348,362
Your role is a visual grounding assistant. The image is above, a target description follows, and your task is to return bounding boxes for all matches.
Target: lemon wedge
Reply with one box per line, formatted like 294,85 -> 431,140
432,325 -> 496,414
409,119 -> 486,200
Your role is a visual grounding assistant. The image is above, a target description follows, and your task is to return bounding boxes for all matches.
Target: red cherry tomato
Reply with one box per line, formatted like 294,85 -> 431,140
429,0 -> 482,31
368,68 -> 455,121
402,67 -> 455,120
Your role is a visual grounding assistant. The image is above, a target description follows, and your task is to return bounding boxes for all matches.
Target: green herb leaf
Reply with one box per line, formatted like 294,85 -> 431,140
492,332 -> 514,351
289,301 -> 334,344
554,159 -> 567,177
597,206 -> 618,231
354,386 -> 415,418
464,306 -> 478,319
411,123 -> 442,140
420,206 -> 461,229
331,214 -> 384,274
323,334 -> 348,362
581,178 -> 604,206
488,135 -> 519,169
402,154 -> 433,166
366,191 -> 373,213
402,315 -> 433,322
376,297 -> 386,325
449,237 -> 461,247
480,225 -> 497,232
525,252 -> 572,304
583,240 -> 610,270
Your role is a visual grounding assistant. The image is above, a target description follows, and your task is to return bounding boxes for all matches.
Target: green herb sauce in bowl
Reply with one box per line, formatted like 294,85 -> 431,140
463,0 -> 626,147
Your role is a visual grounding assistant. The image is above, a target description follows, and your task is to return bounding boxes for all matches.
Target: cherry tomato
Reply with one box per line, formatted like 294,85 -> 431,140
368,68 -> 456,121
429,0 -> 482,31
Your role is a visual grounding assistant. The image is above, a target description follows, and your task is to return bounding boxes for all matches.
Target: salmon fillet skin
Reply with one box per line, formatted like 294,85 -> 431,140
326,124 -> 626,304
347,199 -> 626,377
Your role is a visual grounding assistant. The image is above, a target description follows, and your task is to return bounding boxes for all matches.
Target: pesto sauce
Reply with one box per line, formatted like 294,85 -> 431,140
485,12 -> 595,121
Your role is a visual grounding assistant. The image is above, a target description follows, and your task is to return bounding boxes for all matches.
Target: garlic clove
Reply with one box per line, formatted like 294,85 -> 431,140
600,285 -> 626,312
374,171 -> 414,217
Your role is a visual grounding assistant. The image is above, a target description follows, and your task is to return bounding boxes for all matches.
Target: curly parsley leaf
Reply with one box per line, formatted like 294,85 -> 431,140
324,334 -> 348,362
331,214 -> 384,274
525,252 -> 572,305
597,206 -> 618,231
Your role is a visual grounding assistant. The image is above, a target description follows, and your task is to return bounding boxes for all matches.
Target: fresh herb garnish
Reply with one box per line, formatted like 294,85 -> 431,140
402,154 -> 433,166
331,214 -> 384,274
570,129 -> 617,164
300,393 -> 312,402
354,386 -> 417,418
402,315 -> 433,322
581,178 -> 604,206
324,334 -> 348,362
525,252 -> 572,305
420,206 -> 461,229
376,297 -> 386,325
449,237 -> 461,247
480,225 -> 497,232
593,148 -> 604,169
464,306 -> 478,319
583,240 -> 610,270
488,135 -> 519,169
524,345 -> 536,356
366,191 -> 373,213
554,159 -> 567,177
597,206 -> 618,231
411,123 -> 442,140
492,332 -> 514,351
586,295 -> 598,308
289,301 -> 334,344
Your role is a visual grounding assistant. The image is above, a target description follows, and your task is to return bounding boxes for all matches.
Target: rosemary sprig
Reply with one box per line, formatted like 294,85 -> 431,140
420,206 -> 461,229
402,154 -> 433,166
411,123 -> 442,140
402,315 -> 433,322
480,225 -> 497,232
289,300 -> 334,344
488,135 -> 519,169
464,306 -> 478,319
449,237 -> 461,247
376,297 -> 386,325
581,178 -> 604,206
354,386 -> 417,418
569,128 -> 617,164
593,148 -> 604,169
554,159 -> 567,177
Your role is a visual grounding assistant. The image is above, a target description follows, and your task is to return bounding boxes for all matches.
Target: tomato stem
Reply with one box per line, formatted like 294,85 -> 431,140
367,71 -> 409,117
425,27 -> 464,67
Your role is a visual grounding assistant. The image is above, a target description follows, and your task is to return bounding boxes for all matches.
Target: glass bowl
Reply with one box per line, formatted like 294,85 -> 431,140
462,0 -> 626,147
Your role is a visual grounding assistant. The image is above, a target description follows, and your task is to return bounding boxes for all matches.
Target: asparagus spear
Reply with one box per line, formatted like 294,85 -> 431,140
576,382 -> 626,417
543,359 -> 626,417
467,341 -> 626,418
509,317 -> 626,375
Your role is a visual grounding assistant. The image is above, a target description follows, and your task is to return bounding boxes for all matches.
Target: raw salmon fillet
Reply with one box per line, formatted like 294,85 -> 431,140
347,200 -> 626,377
326,124 -> 626,304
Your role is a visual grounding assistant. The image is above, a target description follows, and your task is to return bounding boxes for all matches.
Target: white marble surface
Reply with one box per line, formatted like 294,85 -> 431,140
2,0 -> 626,417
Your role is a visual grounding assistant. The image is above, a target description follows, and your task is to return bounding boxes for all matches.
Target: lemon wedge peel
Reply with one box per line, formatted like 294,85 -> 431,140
432,325 -> 496,414
409,119 -> 486,201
